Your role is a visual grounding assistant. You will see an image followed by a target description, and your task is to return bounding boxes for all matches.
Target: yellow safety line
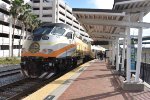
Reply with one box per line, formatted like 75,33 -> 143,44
22,61 -> 91,100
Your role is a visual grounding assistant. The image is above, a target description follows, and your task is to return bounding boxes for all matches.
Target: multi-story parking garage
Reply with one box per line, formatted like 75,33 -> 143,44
0,0 -> 24,57
30,0 -> 86,33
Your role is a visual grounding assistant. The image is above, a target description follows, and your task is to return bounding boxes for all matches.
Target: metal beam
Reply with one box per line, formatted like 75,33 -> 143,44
123,6 -> 150,13
78,18 -> 150,28
73,11 -> 126,16
93,38 -> 116,41
91,32 -> 126,37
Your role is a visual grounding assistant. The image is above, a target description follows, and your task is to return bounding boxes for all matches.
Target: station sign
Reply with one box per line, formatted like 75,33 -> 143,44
131,37 -> 136,71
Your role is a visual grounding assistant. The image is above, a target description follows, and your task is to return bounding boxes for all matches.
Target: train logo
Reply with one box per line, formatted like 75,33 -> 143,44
28,42 -> 40,53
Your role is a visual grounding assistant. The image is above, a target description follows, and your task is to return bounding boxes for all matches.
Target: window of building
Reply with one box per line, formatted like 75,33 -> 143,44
33,0 -> 40,3
80,29 -> 84,32
66,16 -> 72,20
73,26 -> 79,29
43,7 -> 52,10
42,14 -> 52,17
73,20 -> 79,24
67,10 -> 72,15
0,45 -> 9,50
0,33 -> 8,38
59,4 -> 65,9
59,18 -> 65,22
59,11 -> 65,16
66,22 -> 72,26
43,0 -> 50,3
33,8 -> 39,10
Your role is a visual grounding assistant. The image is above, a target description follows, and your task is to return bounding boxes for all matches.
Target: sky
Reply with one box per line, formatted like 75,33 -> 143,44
65,0 -> 114,9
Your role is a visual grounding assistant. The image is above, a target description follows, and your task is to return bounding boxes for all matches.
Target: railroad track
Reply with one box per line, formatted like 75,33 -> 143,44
0,68 -> 21,78
0,65 -> 79,100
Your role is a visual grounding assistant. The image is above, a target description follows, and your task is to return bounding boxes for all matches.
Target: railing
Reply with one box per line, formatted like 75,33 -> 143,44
118,60 -> 150,84
140,62 -> 150,84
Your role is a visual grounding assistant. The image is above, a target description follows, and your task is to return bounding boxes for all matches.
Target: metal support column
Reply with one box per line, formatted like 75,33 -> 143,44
116,38 -> 119,71
112,42 -> 115,66
135,12 -> 144,82
126,27 -> 131,82
122,38 -> 126,71
109,42 -> 112,63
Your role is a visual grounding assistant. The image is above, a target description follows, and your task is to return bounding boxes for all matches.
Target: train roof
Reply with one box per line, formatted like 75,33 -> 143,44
41,23 -> 73,30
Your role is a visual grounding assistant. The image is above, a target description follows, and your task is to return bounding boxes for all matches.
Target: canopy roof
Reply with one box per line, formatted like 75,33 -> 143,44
72,0 -> 150,43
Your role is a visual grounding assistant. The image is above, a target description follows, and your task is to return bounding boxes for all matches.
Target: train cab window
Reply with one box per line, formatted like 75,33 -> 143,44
51,27 -> 65,36
66,32 -> 73,39
33,26 -> 54,35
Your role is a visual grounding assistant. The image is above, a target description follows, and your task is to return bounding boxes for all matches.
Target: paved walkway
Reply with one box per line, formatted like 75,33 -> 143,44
58,59 -> 150,100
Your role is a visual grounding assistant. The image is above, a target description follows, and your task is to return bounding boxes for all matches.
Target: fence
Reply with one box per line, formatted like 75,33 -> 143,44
140,62 -> 150,84
118,60 -> 150,84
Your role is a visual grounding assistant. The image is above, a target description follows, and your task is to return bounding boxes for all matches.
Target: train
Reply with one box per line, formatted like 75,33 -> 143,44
20,23 -> 94,78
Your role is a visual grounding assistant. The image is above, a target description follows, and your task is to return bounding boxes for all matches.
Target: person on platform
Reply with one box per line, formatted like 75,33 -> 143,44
99,51 -> 103,60
104,51 -> 107,62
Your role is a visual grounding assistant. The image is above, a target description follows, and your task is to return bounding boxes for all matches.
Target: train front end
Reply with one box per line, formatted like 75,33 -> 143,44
20,23 -> 71,78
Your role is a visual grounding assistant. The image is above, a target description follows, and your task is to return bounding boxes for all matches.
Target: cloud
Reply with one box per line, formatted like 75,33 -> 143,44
88,0 -> 114,9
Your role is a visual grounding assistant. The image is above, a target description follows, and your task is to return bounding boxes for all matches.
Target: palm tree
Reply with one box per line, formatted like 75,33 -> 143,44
10,0 -> 41,57
29,14 -> 41,33
18,3 -> 31,56
18,9 -> 41,56
10,0 -> 24,57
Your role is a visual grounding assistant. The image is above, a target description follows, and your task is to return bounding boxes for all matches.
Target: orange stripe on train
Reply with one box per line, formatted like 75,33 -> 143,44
22,44 -> 76,58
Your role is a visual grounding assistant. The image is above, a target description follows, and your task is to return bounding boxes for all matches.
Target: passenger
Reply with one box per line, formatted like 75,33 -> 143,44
97,52 -> 100,59
104,51 -> 107,62
99,51 -> 103,60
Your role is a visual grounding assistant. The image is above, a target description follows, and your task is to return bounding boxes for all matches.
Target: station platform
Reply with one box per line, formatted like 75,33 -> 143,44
23,59 -> 150,100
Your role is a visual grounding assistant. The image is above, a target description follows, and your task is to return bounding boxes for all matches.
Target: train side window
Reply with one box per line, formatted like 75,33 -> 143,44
51,27 -> 65,36
66,32 -> 73,39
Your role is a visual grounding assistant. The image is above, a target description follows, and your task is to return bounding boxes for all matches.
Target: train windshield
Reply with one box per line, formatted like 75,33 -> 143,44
33,26 -> 54,35
51,27 -> 66,36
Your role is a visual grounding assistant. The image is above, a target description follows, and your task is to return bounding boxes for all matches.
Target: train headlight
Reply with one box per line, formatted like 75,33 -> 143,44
42,36 -> 49,40
42,49 -> 53,54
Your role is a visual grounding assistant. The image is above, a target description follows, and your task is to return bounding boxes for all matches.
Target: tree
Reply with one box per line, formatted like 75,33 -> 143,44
10,0 -> 41,57
10,0 -> 24,57
18,7 -> 41,56
18,3 -> 31,56
29,14 -> 41,33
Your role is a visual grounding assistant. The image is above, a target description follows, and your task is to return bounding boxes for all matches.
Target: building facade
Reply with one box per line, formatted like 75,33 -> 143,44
0,0 -> 24,57
0,0 -> 88,57
30,0 -> 87,34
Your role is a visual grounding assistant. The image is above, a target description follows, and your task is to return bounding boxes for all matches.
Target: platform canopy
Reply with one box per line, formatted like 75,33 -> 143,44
72,0 -> 150,44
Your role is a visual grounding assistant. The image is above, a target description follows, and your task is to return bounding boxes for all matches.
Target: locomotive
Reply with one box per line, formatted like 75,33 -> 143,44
21,23 -> 93,78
